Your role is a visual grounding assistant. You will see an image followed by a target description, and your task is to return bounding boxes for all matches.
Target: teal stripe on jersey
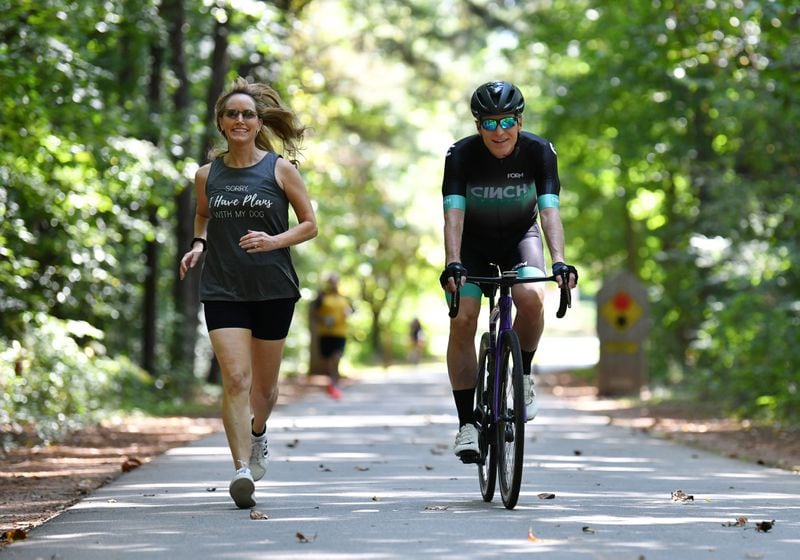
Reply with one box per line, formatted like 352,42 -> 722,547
538,193 -> 560,209
444,194 -> 466,212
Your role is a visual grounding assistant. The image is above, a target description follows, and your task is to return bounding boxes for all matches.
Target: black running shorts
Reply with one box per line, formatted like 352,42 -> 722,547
203,299 -> 297,340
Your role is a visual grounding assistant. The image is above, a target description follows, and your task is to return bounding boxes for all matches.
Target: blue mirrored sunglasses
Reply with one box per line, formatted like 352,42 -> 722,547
480,116 -> 518,131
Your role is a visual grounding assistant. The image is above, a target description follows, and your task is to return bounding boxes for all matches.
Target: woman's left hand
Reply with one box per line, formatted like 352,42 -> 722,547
240,230 -> 273,253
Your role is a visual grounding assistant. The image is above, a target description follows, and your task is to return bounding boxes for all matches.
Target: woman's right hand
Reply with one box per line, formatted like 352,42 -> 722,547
179,250 -> 203,280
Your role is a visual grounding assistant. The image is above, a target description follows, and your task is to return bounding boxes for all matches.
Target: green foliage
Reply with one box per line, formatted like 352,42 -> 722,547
1,0 -> 188,438
2,0 -> 798,436
690,291 -> 800,423
0,313 -> 152,445
1,136 -> 179,334
520,0 -> 800,423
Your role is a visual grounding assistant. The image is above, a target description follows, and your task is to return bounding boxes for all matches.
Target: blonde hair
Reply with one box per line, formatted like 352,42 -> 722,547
211,76 -> 307,165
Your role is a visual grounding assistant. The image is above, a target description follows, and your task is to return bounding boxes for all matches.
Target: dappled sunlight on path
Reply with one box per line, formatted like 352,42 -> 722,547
7,369 -> 800,560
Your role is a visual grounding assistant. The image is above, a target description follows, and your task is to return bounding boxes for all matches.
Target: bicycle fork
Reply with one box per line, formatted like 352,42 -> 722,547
492,291 -> 517,441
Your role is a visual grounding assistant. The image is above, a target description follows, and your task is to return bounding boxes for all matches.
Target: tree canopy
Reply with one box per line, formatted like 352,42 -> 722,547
1,0 -> 798,443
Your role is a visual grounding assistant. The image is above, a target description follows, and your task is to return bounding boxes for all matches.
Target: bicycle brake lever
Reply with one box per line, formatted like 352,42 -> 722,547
556,274 -> 571,318
448,282 -> 461,318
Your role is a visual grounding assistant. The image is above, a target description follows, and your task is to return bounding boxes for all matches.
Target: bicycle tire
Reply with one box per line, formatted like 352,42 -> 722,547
476,332 -> 497,502
497,330 -> 525,509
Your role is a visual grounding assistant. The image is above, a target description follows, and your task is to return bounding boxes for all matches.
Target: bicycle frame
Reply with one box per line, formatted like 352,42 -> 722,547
448,268 -> 572,508
450,270 -> 571,430
487,272 -> 517,425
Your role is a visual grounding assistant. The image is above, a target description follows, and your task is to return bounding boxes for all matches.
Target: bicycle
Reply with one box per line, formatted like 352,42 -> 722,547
448,268 -> 572,509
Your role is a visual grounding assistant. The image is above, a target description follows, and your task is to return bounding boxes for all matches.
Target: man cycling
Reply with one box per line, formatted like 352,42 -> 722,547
440,80 -> 578,461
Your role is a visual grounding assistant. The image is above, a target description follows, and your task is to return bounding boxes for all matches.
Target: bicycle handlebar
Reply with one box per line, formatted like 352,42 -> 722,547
447,273 -> 572,319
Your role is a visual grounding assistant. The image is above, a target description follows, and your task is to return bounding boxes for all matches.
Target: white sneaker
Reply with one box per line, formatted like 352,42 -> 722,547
249,430 -> 269,481
524,375 -> 538,421
453,423 -> 480,457
229,467 -> 256,509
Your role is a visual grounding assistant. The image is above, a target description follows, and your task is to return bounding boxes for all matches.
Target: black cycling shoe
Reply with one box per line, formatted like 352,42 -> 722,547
458,451 -> 482,464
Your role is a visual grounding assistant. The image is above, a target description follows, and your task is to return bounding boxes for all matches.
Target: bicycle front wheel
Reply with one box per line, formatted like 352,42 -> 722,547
476,332 -> 497,503
497,330 -> 525,509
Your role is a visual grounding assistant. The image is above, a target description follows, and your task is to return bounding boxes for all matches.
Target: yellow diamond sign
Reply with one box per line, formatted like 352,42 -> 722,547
600,290 -> 643,332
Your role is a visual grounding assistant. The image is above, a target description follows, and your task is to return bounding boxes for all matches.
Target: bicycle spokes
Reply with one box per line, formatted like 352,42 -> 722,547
452,269 -> 571,510
476,332 -> 497,503
497,331 -> 525,509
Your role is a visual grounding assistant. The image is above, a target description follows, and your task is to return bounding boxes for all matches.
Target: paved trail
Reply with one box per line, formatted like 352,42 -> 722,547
4,366 -> 799,559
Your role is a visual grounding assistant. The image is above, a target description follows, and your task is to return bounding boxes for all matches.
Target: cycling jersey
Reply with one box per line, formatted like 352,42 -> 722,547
442,131 -> 561,242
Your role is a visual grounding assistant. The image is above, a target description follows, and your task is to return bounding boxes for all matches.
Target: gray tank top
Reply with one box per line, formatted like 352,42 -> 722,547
200,152 -> 300,302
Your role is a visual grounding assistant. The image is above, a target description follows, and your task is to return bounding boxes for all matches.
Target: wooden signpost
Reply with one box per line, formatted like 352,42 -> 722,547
596,270 -> 649,396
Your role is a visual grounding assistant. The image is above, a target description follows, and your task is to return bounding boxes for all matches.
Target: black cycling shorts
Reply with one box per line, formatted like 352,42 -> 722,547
203,299 -> 297,340
460,225 -> 545,298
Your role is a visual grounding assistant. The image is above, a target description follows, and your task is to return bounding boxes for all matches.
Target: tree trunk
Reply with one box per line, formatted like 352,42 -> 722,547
307,301 -> 322,376
623,187 -> 638,275
161,0 -> 200,383
143,208 -> 159,374
141,38 -> 165,375
201,20 -> 230,163
200,20 -> 231,383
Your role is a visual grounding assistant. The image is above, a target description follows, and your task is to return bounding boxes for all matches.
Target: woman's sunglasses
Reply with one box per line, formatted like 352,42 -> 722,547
223,109 -> 258,120
480,116 -> 518,131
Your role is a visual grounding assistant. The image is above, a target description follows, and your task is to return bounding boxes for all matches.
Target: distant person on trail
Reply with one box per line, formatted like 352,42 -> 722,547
408,317 -> 425,365
179,76 -> 317,509
312,273 -> 353,400
439,80 -> 578,462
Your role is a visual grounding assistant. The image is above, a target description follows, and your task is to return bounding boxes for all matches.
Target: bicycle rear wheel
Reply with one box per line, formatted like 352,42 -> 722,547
476,333 -> 497,502
497,330 -> 525,509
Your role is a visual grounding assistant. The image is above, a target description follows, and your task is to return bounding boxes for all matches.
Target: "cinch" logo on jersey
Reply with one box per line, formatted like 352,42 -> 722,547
470,185 -> 529,200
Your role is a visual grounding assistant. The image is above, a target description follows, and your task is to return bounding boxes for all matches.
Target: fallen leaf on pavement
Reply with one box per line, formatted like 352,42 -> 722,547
250,510 -> 268,520
671,489 -> 694,502
721,516 -> 748,527
122,457 -> 143,472
1,529 -> 27,543
424,505 -> 448,511
371,496 -> 380,501
286,439 -> 300,448
537,492 -> 556,500
355,466 -> 370,471
527,528 -> 538,542
582,526 -> 596,534
296,531 -> 317,543
755,520 -> 775,532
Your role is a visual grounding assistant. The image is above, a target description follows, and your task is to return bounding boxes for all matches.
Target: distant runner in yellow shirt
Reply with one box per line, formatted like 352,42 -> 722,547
313,273 -> 354,399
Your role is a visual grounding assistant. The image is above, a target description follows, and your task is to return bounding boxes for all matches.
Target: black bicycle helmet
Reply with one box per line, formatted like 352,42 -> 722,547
470,81 -> 525,117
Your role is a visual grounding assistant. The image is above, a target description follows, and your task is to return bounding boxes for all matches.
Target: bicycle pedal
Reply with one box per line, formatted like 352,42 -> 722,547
458,451 -> 481,464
